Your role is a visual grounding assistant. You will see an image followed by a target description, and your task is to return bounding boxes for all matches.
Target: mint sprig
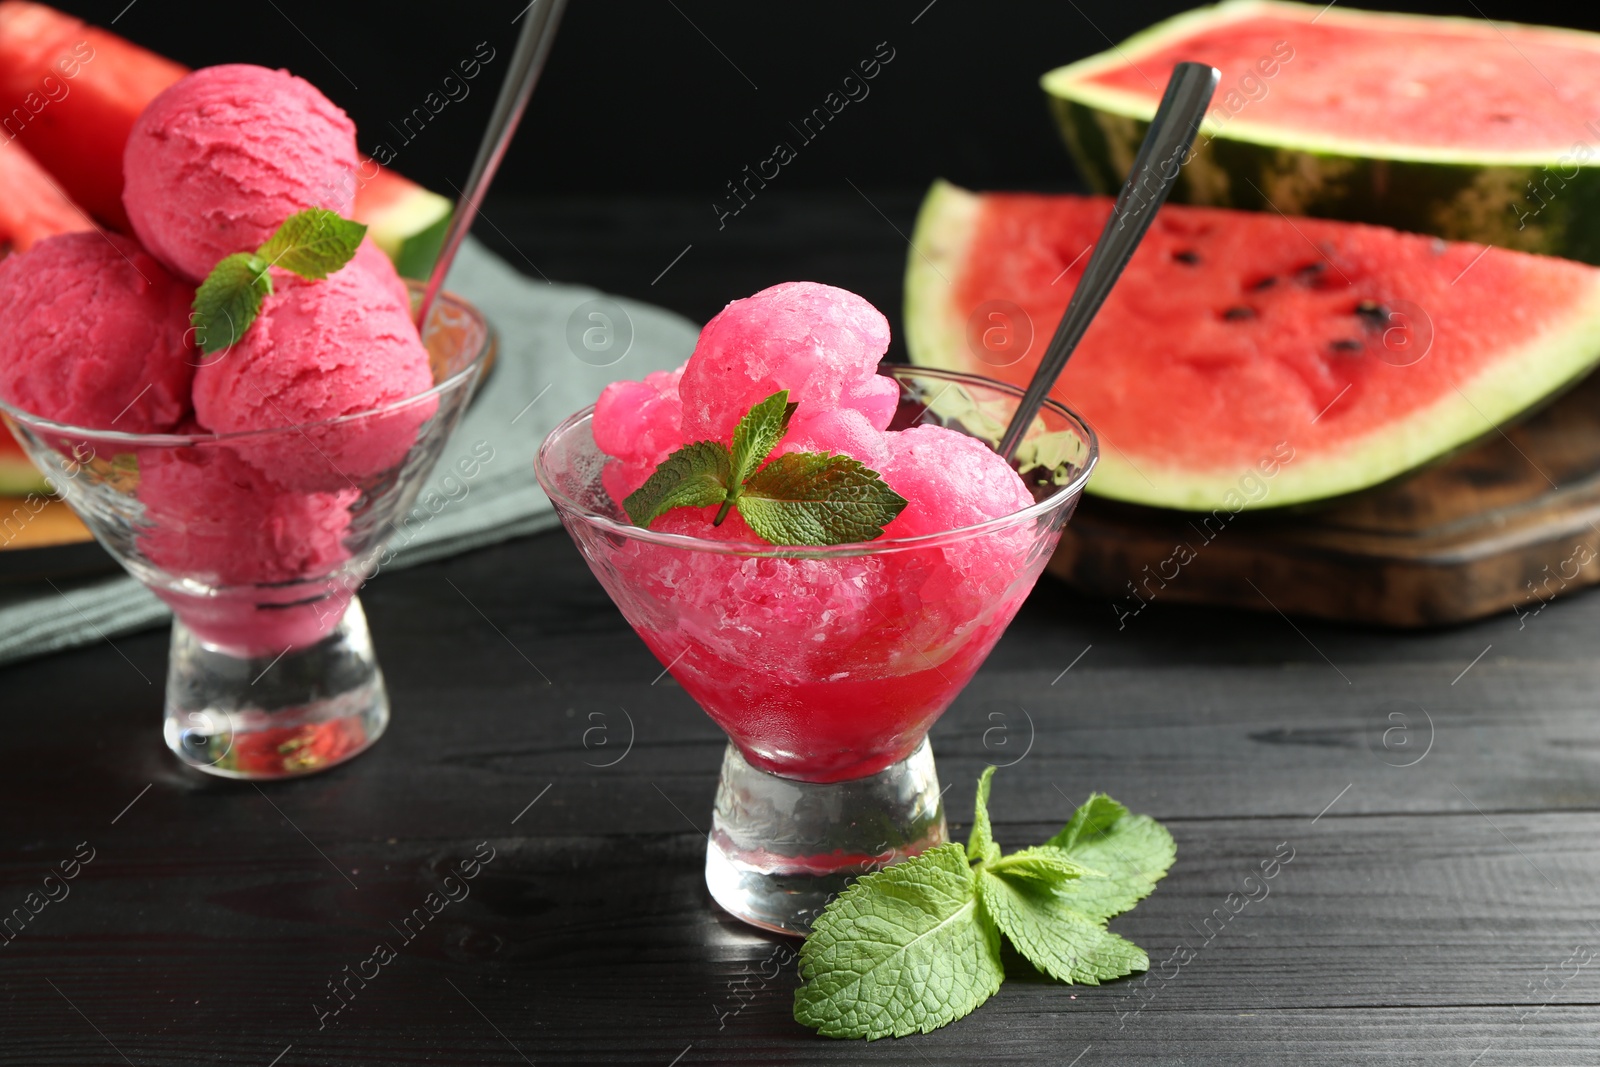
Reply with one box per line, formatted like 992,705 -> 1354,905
628,441 -> 731,517
793,768 -> 1175,1040
255,208 -> 367,280
190,208 -> 368,355
623,390 -> 908,546
1044,792 -> 1176,922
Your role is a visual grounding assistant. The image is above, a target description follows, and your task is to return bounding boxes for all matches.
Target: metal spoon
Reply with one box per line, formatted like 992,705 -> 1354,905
997,61 -> 1220,461
414,0 -> 570,329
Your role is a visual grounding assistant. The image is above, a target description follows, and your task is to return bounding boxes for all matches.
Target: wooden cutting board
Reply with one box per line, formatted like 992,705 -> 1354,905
1048,371 -> 1600,628
0,495 -> 89,549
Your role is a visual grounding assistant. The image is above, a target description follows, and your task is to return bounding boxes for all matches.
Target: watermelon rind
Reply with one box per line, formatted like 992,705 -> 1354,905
0,468 -> 49,497
391,207 -> 453,281
361,186 -> 454,281
903,180 -> 1600,511
1041,0 -> 1600,265
0,453 -> 49,497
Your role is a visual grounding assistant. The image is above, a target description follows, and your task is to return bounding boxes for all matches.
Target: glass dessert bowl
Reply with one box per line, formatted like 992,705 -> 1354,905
536,364 -> 1098,933
0,287 -> 492,780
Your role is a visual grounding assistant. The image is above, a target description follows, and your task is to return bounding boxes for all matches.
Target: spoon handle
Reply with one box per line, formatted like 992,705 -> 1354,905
997,61 -> 1219,461
415,0 -> 570,329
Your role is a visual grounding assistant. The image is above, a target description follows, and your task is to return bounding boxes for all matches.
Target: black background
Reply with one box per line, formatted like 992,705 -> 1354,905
48,0 -> 1600,327
54,0 -> 1600,196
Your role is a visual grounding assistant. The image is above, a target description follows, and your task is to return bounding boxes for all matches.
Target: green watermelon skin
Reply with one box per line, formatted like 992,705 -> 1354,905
1052,100 -> 1600,266
1044,1 -> 1600,265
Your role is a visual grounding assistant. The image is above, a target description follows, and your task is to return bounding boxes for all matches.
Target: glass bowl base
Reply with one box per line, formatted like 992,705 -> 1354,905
705,737 -> 947,935
162,596 -> 388,779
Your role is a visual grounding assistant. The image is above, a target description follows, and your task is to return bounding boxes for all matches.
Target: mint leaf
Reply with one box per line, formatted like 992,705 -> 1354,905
987,845 -> 1097,884
716,389 -> 797,524
622,441 -> 731,528
1044,794 -> 1176,922
978,869 -> 1149,984
794,843 -> 1002,1040
965,765 -> 1001,866
738,452 -> 908,546
1049,793 -> 1128,852
191,252 -> 271,356
256,208 -> 367,280
968,774 -> 1141,985
729,390 -> 797,487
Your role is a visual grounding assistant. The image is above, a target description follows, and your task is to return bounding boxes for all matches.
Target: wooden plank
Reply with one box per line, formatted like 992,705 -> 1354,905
3,532 -> 1599,854
1,521 -> 1595,1062
0,815 -> 1593,1063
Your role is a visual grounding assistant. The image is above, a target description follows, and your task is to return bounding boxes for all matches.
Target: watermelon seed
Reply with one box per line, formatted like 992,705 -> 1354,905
1330,339 -> 1363,352
1222,306 -> 1256,321
1248,276 -> 1278,291
1296,262 -> 1342,291
1173,250 -> 1201,265
1355,300 -> 1390,327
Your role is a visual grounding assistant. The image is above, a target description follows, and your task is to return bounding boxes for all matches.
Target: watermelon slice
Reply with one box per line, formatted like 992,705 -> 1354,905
0,137 -> 92,251
0,1 -> 453,276
0,1 -> 184,231
1042,1 -> 1600,264
904,181 -> 1600,511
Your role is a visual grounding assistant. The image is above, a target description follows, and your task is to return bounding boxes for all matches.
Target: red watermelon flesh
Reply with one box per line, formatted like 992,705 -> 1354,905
905,181 -> 1600,510
0,2 -> 185,230
1077,1 -> 1600,154
354,166 -> 424,219
0,136 -> 92,250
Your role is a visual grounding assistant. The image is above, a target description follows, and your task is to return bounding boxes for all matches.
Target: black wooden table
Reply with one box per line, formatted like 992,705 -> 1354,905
2,196 -> 1598,1064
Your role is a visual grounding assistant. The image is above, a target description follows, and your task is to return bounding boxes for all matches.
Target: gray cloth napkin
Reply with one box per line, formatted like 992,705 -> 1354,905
0,237 -> 698,668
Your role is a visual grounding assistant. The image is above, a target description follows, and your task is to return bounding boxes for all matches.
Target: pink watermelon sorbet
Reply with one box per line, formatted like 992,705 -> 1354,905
594,364 -> 685,505
353,237 -> 413,309
122,64 -> 361,283
137,441 -> 356,586
0,231 -> 195,433
588,282 -> 1040,781
153,586 -> 356,660
678,280 -> 901,442
136,438 -> 358,655
191,252 -> 435,491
